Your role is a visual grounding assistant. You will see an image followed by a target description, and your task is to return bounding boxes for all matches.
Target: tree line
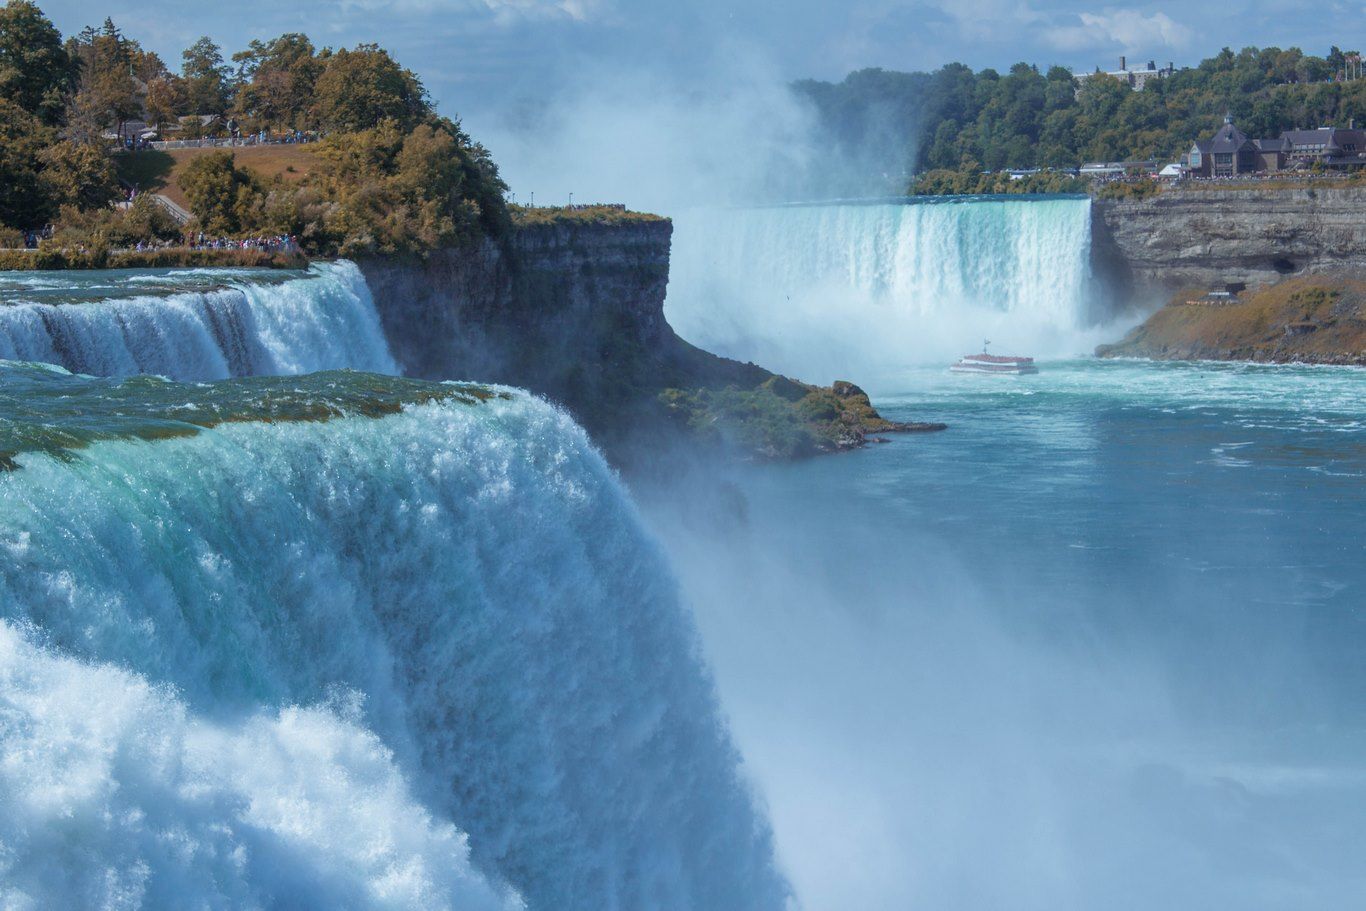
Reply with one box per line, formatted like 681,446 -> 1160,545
795,45 -> 1366,193
0,0 -> 507,253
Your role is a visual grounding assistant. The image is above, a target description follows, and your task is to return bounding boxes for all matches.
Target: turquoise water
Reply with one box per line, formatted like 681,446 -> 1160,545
0,361 -> 497,467
0,265 -> 301,303
0,365 -> 785,911
648,357 -> 1366,911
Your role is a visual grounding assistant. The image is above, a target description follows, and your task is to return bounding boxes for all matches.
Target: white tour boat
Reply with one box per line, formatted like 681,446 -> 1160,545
951,342 -> 1038,375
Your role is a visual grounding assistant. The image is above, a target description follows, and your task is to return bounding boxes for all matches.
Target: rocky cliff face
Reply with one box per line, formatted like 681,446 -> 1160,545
358,221 -> 940,461
1093,187 -> 1366,302
359,220 -> 674,394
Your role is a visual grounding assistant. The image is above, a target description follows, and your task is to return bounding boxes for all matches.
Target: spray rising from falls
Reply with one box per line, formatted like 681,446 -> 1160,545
0,261 -> 396,379
666,197 -> 1107,387
0,366 -> 785,911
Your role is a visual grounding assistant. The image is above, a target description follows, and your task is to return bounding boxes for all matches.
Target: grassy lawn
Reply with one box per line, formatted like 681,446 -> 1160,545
115,145 -> 320,212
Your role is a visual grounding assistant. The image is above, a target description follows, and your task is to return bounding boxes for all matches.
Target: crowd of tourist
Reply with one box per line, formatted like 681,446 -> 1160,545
174,233 -> 300,253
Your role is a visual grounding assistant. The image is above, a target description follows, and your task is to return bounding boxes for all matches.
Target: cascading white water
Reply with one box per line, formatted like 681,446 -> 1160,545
0,261 -> 396,379
0,380 -> 786,911
665,198 -> 1105,386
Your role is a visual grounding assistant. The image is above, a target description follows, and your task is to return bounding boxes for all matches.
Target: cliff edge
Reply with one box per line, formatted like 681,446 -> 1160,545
358,219 -> 942,461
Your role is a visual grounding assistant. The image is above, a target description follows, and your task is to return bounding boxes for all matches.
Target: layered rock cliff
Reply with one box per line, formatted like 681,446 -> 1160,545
1093,187 -> 1366,302
358,220 -> 941,461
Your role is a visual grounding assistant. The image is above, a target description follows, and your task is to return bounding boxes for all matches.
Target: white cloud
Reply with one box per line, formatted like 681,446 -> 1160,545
337,0 -> 603,24
1046,8 -> 1193,53
478,0 -> 603,23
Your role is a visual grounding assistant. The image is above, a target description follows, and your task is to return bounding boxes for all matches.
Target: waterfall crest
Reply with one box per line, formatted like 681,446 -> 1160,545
0,261 -> 396,379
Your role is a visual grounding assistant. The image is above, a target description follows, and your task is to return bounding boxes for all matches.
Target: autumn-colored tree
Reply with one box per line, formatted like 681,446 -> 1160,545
65,19 -> 144,140
144,75 -> 186,133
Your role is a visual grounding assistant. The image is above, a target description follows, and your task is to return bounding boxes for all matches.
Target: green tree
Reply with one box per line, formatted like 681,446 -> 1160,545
0,97 -> 53,228
312,44 -> 427,132
232,34 -> 321,130
0,0 -> 76,124
798,43 -> 1366,190
182,37 -> 230,114
181,150 -> 260,233
40,140 -> 121,211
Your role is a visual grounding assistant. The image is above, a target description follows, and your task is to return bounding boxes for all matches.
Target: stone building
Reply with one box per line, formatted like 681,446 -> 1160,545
1184,117 -> 1366,176
1074,57 -> 1176,90
1186,116 -> 1260,177
1281,127 -> 1366,166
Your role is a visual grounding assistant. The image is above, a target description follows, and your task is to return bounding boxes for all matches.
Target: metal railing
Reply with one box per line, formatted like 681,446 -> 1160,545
127,135 -> 319,152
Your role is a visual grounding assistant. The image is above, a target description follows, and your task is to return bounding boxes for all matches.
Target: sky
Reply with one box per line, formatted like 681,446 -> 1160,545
40,0 -> 1364,120
36,0 -> 1366,206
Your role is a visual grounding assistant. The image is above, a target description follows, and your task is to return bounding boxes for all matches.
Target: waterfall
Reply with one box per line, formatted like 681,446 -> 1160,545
665,197 -> 1102,386
0,261 -> 396,380
0,367 -> 786,911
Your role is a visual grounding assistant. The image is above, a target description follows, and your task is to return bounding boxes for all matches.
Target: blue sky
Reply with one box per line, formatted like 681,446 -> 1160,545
40,0 -> 1364,121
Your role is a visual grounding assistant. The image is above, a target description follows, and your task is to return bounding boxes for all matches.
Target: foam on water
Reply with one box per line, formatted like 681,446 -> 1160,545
0,624 -> 518,910
0,374 -> 786,910
0,261 -> 396,379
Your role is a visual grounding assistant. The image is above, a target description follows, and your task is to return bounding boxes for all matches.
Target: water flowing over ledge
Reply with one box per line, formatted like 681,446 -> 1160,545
666,197 -> 1101,385
0,261 -> 396,380
0,371 -> 787,909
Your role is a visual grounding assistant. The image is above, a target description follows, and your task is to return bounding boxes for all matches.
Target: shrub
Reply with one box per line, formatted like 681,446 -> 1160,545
1093,179 -> 1161,200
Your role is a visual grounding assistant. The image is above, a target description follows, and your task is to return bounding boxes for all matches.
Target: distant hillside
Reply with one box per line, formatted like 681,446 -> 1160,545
796,45 -> 1366,191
